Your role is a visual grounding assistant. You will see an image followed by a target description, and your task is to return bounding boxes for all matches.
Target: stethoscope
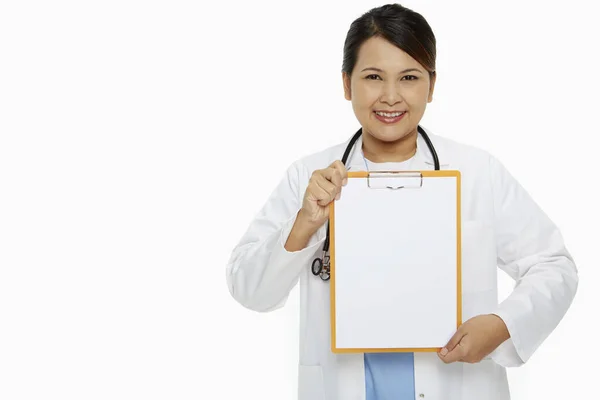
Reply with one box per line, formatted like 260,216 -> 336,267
311,125 -> 440,281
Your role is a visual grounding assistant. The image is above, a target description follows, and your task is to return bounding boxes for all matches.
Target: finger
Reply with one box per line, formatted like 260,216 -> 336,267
322,166 -> 343,189
313,174 -> 338,205
330,160 -> 348,186
307,175 -> 333,204
440,342 -> 467,364
442,327 -> 466,355
314,173 -> 338,196
311,185 -> 333,207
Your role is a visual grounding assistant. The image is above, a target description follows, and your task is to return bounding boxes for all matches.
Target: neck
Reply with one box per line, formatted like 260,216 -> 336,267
362,129 -> 418,163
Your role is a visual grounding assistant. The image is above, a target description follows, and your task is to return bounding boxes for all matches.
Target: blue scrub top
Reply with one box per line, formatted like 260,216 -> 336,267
365,352 -> 415,400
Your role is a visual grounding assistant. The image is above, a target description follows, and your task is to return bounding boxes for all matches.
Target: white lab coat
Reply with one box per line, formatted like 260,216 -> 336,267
226,127 -> 578,400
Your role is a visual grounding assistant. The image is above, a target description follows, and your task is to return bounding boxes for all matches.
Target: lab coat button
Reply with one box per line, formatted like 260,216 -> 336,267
419,394 -> 425,398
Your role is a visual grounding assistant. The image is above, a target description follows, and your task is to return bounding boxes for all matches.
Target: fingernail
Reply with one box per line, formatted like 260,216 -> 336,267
440,348 -> 448,356
342,178 -> 348,186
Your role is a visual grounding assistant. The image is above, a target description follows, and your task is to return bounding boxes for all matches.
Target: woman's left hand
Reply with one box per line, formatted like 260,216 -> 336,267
437,314 -> 510,364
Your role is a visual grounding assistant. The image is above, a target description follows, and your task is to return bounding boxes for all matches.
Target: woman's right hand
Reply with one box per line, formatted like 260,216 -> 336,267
284,161 -> 348,252
298,160 -> 348,228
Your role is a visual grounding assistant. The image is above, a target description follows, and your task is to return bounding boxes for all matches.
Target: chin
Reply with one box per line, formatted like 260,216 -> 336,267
366,127 -> 413,143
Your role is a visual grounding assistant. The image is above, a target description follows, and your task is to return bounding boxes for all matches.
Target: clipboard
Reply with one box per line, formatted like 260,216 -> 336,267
330,170 -> 462,353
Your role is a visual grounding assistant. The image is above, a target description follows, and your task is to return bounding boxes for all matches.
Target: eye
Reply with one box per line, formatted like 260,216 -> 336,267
401,75 -> 418,81
365,74 -> 382,80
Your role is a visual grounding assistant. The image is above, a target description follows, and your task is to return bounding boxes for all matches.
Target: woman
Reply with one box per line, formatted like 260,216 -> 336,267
226,4 -> 578,400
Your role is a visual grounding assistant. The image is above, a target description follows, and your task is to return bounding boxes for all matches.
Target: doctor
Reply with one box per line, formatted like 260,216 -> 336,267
226,3 -> 578,400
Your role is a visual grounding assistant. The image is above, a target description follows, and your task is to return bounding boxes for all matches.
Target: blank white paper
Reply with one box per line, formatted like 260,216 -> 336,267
333,175 -> 459,350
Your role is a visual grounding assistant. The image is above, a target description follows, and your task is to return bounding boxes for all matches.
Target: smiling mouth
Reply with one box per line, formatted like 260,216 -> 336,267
374,111 -> 406,117
373,110 -> 407,124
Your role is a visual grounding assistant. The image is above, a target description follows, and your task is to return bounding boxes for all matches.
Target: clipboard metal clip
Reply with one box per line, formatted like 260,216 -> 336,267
311,251 -> 331,281
367,171 -> 423,190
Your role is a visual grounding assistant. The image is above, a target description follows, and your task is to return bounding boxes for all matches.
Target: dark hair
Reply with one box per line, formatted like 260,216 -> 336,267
342,3 -> 436,80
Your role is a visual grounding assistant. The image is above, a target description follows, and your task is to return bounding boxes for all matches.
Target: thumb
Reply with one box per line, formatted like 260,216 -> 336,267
440,328 -> 465,356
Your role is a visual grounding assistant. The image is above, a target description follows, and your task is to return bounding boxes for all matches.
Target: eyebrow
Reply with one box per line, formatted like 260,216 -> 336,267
361,67 -> 423,74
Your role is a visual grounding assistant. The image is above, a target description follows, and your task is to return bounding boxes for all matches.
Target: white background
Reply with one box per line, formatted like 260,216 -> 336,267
0,0 -> 598,399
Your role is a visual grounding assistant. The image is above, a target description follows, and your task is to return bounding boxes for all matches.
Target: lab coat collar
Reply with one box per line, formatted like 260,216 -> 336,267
345,126 -> 450,171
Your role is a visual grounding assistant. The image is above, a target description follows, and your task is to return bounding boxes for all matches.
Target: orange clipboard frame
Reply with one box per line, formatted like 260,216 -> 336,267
329,170 -> 462,353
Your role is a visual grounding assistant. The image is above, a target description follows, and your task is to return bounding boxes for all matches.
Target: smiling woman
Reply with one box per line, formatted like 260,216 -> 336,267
341,6 -> 436,163
226,3 -> 578,400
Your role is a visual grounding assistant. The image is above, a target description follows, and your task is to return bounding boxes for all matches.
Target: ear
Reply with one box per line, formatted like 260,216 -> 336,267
342,72 -> 352,101
427,71 -> 437,103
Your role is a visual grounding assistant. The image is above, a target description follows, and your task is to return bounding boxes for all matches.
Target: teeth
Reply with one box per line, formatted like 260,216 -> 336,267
376,111 -> 405,117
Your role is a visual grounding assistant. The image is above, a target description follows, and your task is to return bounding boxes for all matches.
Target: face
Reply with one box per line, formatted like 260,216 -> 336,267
343,36 -> 436,143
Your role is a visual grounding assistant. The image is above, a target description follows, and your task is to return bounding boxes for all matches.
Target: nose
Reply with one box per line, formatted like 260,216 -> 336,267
379,80 -> 403,106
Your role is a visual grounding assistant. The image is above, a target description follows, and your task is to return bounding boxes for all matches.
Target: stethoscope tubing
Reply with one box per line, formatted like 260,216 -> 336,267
311,125 -> 440,281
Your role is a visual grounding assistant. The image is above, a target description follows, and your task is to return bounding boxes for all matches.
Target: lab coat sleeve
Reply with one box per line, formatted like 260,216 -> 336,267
487,155 -> 578,367
226,161 -> 325,312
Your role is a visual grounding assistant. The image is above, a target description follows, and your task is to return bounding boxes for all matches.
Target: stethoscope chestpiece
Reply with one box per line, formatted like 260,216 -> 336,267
311,252 -> 331,281
311,257 -> 323,276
